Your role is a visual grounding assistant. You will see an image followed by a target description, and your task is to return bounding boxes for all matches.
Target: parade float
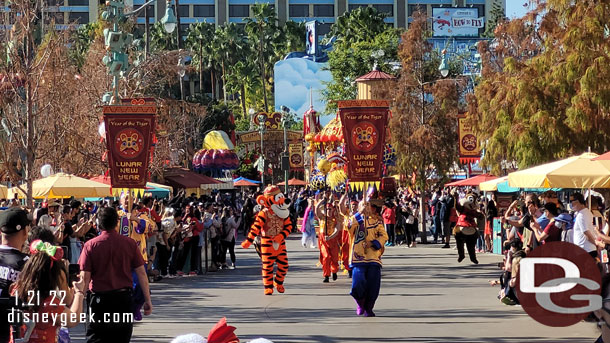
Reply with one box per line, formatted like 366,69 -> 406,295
191,130 -> 237,190
304,68 -> 398,196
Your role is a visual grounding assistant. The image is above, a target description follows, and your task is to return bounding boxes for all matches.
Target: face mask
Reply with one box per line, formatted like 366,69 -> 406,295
555,221 -> 564,229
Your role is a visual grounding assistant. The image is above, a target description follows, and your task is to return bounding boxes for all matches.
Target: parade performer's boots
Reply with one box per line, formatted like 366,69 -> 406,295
455,233 -> 465,263
274,281 -> 285,293
134,303 -> 143,321
466,235 -> 479,264
264,288 -> 273,295
355,298 -> 365,316
364,300 -> 376,317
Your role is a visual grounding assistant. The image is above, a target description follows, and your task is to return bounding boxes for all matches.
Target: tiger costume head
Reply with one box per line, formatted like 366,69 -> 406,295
257,185 -> 291,219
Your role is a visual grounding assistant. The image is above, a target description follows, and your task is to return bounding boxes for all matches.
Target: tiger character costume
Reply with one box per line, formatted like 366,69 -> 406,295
242,185 -> 293,295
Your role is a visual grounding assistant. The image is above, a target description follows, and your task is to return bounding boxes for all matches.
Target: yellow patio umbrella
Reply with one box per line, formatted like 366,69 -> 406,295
479,176 -> 508,192
8,186 -> 26,199
508,152 -> 610,189
22,173 -> 112,199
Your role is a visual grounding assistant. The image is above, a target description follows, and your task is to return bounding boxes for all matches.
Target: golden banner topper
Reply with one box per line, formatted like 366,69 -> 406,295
457,113 -> 481,164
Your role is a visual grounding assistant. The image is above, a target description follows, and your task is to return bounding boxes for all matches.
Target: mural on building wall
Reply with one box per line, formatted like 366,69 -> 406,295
274,58 -> 333,126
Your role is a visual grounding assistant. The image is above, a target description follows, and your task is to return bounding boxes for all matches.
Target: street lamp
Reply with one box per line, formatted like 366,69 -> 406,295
258,113 -> 266,187
161,1 -> 177,33
438,45 -> 482,79
248,108 -> 256,130
178,57 -> 187,166
101,0 -> 177,104
438,49 -> 449,78
280,105 -> 291,195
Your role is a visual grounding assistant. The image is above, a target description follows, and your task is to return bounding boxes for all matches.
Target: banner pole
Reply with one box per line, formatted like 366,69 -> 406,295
128,188 -> 133,213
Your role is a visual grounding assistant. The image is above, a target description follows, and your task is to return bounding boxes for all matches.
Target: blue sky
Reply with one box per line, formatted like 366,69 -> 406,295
505,1 -> 529,19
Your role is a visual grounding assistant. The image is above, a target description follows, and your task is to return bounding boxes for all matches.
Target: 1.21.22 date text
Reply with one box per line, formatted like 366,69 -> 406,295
13,290 -> 67,306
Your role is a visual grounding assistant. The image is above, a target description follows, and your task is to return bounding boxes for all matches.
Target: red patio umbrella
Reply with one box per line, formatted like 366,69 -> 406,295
234,179 -> 258,187
445,174 -> 497,187
593,151 -> 610,160
277,178 -> 308,186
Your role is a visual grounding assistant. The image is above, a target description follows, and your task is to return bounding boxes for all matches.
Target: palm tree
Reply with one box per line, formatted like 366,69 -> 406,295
216,23 -> 250,103
186,22 -> 215,98
245,3 -> 279,112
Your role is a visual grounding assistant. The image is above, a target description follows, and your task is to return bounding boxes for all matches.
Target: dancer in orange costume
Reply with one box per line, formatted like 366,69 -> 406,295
242,185 -> 293,295
315,190 -> 342,283
339,195 -> 358,278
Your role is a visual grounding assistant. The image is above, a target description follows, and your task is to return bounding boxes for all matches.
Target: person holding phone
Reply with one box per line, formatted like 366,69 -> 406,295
11,240 -> 86,342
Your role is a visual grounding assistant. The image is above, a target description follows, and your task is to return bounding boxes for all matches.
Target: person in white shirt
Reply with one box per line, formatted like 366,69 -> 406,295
570,192 -> 598,257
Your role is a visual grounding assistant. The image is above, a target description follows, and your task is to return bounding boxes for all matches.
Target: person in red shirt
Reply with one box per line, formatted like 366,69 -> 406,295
382,201 -> 396,247
78,207 -> 152,343
176,205 -> 203,276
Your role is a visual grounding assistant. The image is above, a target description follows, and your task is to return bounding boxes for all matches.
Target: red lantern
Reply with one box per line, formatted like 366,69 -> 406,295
315,133 -> 321,142
321,135 -> 328,142
330,134 -> 337,141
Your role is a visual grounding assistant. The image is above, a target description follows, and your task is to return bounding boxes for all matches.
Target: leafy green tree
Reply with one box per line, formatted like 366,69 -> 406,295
323,7 -> 400,113
325,6 -> 389,45
69,22 -> 102,70
482,0 -> 506,37
282,21 -> 306,54
468,0 -> 610,174
389,11 -> 461,236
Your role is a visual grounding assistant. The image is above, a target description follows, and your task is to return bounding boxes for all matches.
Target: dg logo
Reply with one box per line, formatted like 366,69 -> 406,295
516,241 -> 602,327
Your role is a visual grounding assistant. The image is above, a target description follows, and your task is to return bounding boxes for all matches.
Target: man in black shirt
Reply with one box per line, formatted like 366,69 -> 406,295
0,208 -> 30,343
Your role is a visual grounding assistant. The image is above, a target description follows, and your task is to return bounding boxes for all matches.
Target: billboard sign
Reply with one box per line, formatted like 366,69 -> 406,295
433,8 -> 484,37
306,20 -> 317,56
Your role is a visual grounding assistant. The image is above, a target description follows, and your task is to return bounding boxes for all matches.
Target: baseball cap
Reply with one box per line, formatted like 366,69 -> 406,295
0,208 -> 31,234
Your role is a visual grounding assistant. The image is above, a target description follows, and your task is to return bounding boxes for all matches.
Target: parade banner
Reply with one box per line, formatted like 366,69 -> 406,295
103,98 -> 156,189
338,100 -> 390,191
457,113 -> 481,164
289,143 -> 304,169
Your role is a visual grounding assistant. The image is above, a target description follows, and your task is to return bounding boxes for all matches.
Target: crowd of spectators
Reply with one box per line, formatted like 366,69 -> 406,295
0,188 -> 266,343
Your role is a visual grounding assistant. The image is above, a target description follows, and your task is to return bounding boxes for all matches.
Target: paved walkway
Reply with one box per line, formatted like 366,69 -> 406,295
77,235 -> 599,342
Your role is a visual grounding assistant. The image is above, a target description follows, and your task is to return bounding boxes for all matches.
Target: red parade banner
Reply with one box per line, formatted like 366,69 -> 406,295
103,98 -> 156,189
338,100 -> 390,189
457,112 -> 481,164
